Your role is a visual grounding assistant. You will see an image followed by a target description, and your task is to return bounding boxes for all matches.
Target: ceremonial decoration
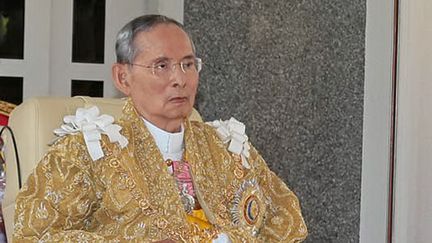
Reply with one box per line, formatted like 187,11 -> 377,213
230,179 -> 266,237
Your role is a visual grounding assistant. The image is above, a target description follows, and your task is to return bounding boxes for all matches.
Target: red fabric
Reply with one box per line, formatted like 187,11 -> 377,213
0,114 -> 8,126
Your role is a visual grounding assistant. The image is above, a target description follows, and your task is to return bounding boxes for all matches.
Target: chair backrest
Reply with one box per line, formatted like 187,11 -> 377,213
0,96 -> 202,241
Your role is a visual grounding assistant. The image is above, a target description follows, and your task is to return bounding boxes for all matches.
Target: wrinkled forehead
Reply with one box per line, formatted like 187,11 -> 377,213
132,23 -> 194,61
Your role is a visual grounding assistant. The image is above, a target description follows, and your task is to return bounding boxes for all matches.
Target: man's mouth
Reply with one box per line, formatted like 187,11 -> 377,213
169,96 -> 188,103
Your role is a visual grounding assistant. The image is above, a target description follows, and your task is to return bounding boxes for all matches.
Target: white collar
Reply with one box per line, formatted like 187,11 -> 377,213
142,118 -> 184,154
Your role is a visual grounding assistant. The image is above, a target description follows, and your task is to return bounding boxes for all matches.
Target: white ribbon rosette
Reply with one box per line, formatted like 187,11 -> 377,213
54,106 -> 128,161
207,117 -> 251,169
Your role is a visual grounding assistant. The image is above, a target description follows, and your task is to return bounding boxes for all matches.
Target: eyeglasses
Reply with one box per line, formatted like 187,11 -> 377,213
129,57 -> 202,78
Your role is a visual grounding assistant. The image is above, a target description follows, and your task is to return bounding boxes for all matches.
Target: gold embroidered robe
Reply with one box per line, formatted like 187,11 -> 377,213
13,100 -> 307,242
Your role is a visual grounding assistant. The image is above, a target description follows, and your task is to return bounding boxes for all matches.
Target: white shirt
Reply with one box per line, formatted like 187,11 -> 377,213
142,118 -> 184,174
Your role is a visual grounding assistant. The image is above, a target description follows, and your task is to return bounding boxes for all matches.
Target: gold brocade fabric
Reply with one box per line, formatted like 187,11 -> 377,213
13,99 -> 308,242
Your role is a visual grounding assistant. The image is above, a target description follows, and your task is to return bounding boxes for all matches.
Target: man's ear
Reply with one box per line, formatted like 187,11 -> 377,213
112,63 -> 131,95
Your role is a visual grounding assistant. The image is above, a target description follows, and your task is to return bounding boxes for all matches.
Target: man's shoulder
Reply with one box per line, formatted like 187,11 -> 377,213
50,132 -> 85,149
189,119 -> 215,132
188,119 -> 225,143
45,133 -> 93,167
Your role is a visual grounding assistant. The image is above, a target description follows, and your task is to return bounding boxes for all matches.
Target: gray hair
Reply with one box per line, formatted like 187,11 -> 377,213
115,14 -> 195,64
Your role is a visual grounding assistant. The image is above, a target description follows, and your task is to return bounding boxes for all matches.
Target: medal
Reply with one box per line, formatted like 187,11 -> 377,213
230,179 -> 266,236
180,184 -> 196,214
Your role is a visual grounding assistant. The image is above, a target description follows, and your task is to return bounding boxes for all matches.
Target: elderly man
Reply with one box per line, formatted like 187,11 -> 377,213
13,15 -> 307,242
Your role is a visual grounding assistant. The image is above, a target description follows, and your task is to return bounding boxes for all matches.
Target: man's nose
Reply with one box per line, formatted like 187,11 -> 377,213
170,63 -> 187,87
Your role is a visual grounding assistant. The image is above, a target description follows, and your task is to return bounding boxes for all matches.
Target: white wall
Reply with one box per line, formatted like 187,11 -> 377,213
360,0 -> 395,242
393,0 -> 432,242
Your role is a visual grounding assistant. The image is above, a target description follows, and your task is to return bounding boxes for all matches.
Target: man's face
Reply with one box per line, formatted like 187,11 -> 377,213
116,24 -> 199,129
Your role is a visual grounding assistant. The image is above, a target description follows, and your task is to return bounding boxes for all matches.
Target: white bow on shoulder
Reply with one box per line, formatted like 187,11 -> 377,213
54,106 -> 128,161
207,117 -> 251,169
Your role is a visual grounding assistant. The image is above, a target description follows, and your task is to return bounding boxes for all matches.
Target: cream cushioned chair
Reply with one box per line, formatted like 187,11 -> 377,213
0,96 -> 202,241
